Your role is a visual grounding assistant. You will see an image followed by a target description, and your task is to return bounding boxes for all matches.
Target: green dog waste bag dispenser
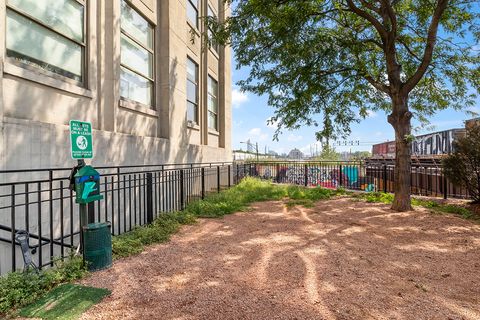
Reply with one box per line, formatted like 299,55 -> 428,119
74,165 -> 103,204
74,165 -> 111,271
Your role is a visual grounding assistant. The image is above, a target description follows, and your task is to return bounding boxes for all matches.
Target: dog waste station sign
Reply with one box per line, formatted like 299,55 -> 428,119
70,120 -> 93,159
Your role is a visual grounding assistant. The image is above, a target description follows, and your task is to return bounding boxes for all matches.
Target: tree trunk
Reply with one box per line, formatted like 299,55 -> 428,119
388,95 -> 413,212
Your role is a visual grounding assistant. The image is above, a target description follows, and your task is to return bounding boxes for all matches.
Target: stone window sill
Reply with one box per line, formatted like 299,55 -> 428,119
119,98 -> 158,117
4,62 -> 93,98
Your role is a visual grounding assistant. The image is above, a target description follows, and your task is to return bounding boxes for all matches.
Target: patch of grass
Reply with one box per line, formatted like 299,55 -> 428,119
17,284 -> 110,320
0,255 -> 87,316
285,199 -> 315,208
112,211 -> 196,258
352,192 -> 476,220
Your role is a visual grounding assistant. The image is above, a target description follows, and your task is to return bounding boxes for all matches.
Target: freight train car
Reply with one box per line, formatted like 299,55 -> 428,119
371,128 -> 466,158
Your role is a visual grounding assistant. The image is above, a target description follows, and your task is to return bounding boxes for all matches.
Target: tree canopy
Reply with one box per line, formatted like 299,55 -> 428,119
216,0 -> 480,141
213,0 -> 480,211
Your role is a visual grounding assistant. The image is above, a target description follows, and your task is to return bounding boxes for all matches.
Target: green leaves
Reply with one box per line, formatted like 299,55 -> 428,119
219,0 -> 480,138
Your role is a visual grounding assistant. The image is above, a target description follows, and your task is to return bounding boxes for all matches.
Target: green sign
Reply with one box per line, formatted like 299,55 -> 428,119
70,120 -> 93,159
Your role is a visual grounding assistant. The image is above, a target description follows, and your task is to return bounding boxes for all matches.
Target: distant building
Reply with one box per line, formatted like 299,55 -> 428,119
267,150 -> 278,157
288,148 -> 304,160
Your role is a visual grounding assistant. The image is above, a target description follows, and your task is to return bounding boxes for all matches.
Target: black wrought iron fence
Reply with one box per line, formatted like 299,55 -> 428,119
1,160 -> 469,275
0,162 -> 247,275
244,160 -> 470,199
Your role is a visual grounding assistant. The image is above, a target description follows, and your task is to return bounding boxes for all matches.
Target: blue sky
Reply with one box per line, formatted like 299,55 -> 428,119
231,62 -> 479,156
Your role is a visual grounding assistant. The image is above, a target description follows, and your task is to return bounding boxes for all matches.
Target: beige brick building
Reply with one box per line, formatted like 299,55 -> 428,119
0,0 -> 232,170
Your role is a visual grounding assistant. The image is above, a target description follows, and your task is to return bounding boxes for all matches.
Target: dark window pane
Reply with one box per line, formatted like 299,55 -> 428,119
187,0 -> 198,28
208,111 -> 217,130
120,67 -> 153,105
6,10 -> 82,81
187,101 -> 197,123
121,0 -> 153,49
8,0 -> 84,42
187,80 -> 197,103
121,34 -> 153,78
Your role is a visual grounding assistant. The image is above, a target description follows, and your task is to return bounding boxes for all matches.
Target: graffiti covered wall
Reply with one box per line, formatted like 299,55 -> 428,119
256,164 -> 375,191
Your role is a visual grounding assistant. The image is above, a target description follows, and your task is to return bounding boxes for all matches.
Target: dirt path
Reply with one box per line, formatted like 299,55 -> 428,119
79,198 -> 480,320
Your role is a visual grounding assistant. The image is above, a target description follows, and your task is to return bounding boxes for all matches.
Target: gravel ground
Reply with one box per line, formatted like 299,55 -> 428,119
79,198 -> 480,320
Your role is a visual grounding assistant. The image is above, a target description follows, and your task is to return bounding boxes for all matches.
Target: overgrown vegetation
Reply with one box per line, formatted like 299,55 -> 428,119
113,178 -> 344,257
0,255 -> 87,315
353,192 -> 476,220
443,125 -> 480,204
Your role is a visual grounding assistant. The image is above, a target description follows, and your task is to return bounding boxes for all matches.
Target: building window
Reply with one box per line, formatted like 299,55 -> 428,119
187,58 -> 199,124
120,0 -> 154,106
187,0 -> 198,29
6,0 -> 85,84
207,5 -> 219,53
208,76 -> 218,130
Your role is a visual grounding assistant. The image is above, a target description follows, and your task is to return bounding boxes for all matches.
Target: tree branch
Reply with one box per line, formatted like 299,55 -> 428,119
403,0 -> 450,94
364,74 -> 391,94
345,0 -> 388,41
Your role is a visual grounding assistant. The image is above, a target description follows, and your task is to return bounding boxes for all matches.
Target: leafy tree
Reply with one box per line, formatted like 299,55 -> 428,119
314,145 -> 341,161
443,125 -> 480,203
214,0 -> 480,211
351,151 -> 372,160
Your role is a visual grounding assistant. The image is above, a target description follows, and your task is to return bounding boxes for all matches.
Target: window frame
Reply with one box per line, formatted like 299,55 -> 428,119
186,0 -> 199,29
207,4 -> 219,54
186,57 -> 199,125
5,0 -> 87,86
207,75 -> 218,131
119,0 -> 155,108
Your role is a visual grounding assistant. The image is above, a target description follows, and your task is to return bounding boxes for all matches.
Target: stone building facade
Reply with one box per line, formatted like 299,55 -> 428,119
0,0 -> 232,170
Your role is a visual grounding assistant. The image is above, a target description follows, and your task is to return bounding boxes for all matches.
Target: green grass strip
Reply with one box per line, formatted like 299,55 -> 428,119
351,191 -> 478,221
17,284 -> 110,320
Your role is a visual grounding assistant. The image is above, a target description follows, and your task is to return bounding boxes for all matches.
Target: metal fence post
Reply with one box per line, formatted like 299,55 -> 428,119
217,166 -> 221,193
276,163 -> 280,183
228,165 -> 231,188
11,185 -> 15,272
383,165 -> 387,193
304,164 -> 308,186
201,167 -> 205,199
49,170 -> 54,266
146,172 -> 153,224
443,174 -> 448,200
179,170 -> 184,210
339,164 -> 343,187
87,202 -> 95,224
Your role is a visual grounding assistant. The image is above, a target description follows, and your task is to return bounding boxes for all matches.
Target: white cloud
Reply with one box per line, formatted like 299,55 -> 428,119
247,128 -> 268,141
232,88 -> 249,108
366,110 -> 378,118
287,134 -> 303,142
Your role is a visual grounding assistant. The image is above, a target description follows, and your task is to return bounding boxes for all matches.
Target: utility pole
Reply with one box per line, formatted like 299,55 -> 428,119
256,142 -> 259,161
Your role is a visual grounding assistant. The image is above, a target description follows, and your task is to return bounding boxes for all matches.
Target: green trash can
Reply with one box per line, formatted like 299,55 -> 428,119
83,222 -> 112,271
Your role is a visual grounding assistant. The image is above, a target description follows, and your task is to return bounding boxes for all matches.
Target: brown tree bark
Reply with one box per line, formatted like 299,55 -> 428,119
388,95 -> 413,212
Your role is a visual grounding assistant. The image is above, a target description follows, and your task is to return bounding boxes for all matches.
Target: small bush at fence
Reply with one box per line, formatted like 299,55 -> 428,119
443,125 -> 480,204
0,255 -> 87,315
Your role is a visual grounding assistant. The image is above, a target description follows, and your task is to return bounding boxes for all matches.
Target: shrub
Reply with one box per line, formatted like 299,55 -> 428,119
0,255 -> 87,315
443,125 -> 480,204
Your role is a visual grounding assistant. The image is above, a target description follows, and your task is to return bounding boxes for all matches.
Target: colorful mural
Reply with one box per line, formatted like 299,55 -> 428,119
255,164 -> 376,191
